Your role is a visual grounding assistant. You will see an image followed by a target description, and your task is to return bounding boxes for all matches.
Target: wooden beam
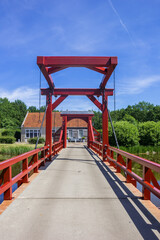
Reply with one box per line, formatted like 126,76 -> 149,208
38,65 -> 54,89
37,56 -> 117,67
41,88 -> 114,96
52,95 -> 68,111
87,95 -> 102,111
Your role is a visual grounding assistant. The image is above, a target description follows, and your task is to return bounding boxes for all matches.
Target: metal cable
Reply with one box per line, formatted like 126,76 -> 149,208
107,107 -> 119,149
35,103 -> 48,149
39,68 -> 42,123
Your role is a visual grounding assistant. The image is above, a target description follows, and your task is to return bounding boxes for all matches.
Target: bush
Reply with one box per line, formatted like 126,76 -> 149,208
28,137 -> 45,144
109,121 -> 139,147
0,136 -> 16,144
138,121 -> 159,146
1,128 -> 21,141
122,114 -> 137,125
2,129 -> 15,137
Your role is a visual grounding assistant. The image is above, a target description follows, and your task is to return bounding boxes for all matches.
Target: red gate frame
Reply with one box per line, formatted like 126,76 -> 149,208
37,56 -> 118,161
60,112 -> 94,148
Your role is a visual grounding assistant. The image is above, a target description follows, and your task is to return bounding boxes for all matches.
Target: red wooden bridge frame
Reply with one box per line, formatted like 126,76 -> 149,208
37,56 -> 117,161
0,56 -> 159,203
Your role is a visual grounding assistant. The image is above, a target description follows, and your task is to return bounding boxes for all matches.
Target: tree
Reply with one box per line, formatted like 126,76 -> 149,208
138,121 -> 157,145
92,111 -> 102,129
122,114 -> 137,125
109,121 -> 139,147
28,106 -> 38,112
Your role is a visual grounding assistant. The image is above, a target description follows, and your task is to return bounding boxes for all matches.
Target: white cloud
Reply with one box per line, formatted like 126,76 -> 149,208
0,87 -> 100,111
0,87 -> 40,107
118,75 -> 160,95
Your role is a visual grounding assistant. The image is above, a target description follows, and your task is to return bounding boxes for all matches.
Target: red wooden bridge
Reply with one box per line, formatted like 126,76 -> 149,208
0,57 -> 159,239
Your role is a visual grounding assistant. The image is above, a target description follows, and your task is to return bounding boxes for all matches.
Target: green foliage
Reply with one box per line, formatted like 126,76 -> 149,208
92,111 -> 102,129
109,121 -> 139,147
2,129 -> 15,137
110,101 -> 160,122
1,129 -> 21,141
122,114 -> 137,125
138,121 -> 160,146
0,136 -> 16,144
28,106 -> 39,112
0,98 -> 27,129
28,137 -> 45,144
0,145 -> 33,156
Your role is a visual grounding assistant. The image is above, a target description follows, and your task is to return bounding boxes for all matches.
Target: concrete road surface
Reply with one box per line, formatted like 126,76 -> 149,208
0,143 -> 159,240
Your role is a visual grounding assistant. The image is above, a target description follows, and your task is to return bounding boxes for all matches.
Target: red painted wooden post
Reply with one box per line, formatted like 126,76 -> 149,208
33,153 -> 39,173
4,166 -> 12,200
46,92 -> 52,161
102,91 -> 108,161
126,158 -> 132,183
116,154 -> 121,173
143,166 -> 151,200
22,158 -> 29,183
110,150 -> 115,167
87,117 -> 90,148
41,150 -> 45,166
64,116 -> 67,148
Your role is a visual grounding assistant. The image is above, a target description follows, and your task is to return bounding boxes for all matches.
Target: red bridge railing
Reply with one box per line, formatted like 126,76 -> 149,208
90,141 -> 160,200
0,141 -> 63,201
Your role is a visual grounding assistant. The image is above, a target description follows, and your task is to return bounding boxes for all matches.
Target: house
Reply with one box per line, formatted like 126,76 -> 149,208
21,111 -> 94,142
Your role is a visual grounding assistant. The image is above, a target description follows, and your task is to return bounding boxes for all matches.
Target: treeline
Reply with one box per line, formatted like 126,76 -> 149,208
93,101 -> 160,130
92,101 -> 160,147
0,98 -> 160,146
0,98 -> 47,129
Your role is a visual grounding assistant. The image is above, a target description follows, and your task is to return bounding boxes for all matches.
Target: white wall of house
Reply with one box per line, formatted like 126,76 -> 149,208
21,127 -> 87,142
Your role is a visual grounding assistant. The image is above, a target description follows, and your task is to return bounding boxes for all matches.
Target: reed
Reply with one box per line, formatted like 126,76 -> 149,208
0,145 -> 34,156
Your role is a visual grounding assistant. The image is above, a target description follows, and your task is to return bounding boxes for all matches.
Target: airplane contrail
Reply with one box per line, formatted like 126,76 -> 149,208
108,0 -> 136,48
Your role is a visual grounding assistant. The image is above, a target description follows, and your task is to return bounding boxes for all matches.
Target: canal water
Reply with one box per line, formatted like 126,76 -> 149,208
0,183 -> 17,204
137,181 -> 160,208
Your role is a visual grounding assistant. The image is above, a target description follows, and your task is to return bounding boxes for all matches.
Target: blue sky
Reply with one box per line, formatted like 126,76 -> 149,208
0,0 -> 160,111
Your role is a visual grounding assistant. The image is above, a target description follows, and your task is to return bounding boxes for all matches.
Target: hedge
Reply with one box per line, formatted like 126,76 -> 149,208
2,129 -> 15,137
0,136 -> 16,144
109,121 -> 139,147
138,121 -> 160,146
28,137 -> 45,144
2,129 -> 21,141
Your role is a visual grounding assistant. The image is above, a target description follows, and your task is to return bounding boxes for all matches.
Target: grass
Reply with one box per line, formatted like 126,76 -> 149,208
0,143 -> 44,160
119,145 -> 160,164
0,143 -> 45,179
0,129 -> 4,137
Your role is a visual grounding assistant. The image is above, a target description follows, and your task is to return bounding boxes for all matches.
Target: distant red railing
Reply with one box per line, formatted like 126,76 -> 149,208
90,141 -> 160,200
0,140 -> 63,201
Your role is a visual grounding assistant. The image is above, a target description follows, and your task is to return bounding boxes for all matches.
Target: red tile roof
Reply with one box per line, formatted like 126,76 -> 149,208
23,112 -> 87,128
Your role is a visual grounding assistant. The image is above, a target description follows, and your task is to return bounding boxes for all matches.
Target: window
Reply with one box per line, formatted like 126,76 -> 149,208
52,129 -> 55,138
34,130 -> 37,137
25,129 -> 41,139
79,129 -> 83,138
68,130 -> 72,138
26,130 -> 29,138
30,130 -> 33,138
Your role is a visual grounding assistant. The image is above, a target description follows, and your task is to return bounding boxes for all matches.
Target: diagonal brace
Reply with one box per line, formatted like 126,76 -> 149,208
86,67 -> 106,74
48,67 -> 68,74
39,65 -> 54,89
99,65 -> 115,89
87,95 -> 102,111
52,95 -> 68,110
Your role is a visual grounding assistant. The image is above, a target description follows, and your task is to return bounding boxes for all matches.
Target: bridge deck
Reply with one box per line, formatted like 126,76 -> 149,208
0,144 -> 159,240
